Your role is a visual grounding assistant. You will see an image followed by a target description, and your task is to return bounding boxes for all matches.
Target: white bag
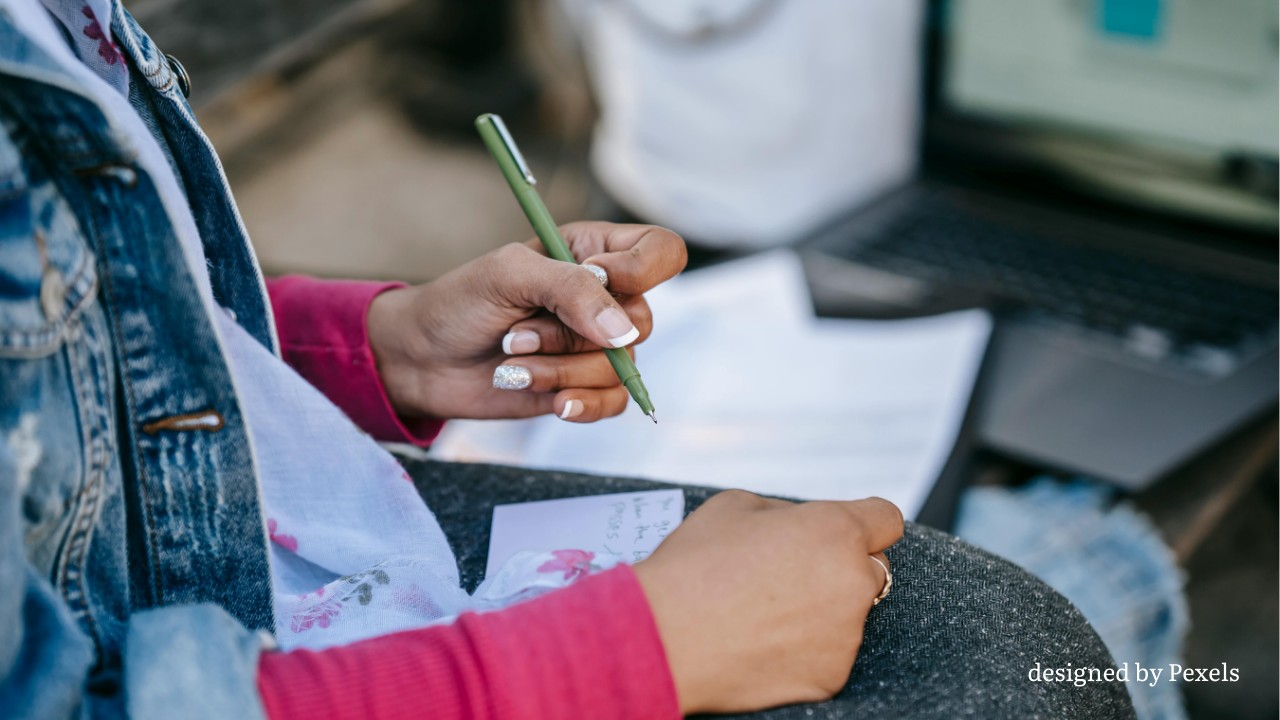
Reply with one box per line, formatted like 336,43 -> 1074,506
565,0 -> 925,248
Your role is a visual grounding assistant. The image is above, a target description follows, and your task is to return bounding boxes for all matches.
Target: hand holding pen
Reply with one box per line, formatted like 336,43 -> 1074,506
364,211 -> 686,424
476,113 -> 669,422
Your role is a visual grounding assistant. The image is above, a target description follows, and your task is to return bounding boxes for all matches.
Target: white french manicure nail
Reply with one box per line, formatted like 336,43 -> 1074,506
492,365 -> 533,390
502,330 -> 540,355
559,399 -> 582,420
607,326 -> 640,348
596,307 -> 638,347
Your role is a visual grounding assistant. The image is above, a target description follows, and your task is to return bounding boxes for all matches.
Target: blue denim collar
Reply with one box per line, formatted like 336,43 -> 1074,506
0,9 -> 136,172
110,2 -> 180,98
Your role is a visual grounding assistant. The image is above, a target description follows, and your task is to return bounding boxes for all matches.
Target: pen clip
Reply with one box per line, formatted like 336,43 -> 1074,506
488,114 -> 537,186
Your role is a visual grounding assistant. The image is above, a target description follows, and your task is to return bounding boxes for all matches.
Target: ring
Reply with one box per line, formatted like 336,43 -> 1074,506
869,555 -> 893,606
583,263 -> 609,288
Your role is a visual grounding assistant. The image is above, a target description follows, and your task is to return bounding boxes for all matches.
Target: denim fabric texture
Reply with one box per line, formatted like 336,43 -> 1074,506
0,5 -> 271,717
956,478 -> 1190,720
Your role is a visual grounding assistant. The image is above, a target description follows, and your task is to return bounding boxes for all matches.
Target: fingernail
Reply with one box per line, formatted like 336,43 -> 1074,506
502,330 -> 541,355
492,365 -> 532,390
595,307 -> 639,348
559,399 -> 583,420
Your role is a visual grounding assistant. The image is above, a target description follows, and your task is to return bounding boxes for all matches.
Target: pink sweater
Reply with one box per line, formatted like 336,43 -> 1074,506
259,276 -> 680,719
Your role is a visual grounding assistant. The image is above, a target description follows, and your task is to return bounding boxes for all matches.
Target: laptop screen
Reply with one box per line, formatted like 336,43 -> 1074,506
942,0 -> 1277,160
932,0 -> 1278,230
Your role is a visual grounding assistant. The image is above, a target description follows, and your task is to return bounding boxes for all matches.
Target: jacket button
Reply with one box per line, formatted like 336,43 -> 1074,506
165,53 -> 191,98
40,267 -> 66,321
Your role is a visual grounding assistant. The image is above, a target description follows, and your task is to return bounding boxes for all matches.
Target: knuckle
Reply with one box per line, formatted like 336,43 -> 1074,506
701,491 -> 734,511
563,270 -> 607,305
486,243 -> 535,288
493,242 -> 530,265
551,362 -> 570,391
805,503 -> 859,541
544,269 -> 603,318
715,488 -> 762,509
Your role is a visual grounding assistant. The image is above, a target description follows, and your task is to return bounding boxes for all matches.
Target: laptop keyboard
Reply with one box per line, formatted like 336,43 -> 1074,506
833,195 -> 1279,379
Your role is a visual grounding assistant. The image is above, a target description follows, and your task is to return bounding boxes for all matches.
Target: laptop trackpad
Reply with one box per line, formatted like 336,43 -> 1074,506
802,254 -> 992,319
977,324 -> 1277,489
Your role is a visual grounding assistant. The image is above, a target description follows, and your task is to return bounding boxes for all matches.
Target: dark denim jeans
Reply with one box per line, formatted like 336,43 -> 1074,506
410,459 -> 1137,719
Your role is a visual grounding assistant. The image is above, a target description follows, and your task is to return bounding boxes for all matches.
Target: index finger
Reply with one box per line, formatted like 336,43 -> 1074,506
551,222 -> 689,295
843,497 -> 905,553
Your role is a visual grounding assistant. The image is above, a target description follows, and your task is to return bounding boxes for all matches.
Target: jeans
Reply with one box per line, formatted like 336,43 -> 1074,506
409,458 -> 1136,719
956,479 -> 1189,720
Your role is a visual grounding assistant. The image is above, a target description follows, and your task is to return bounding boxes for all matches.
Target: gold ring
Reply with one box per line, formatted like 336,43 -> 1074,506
869,555 -> 893,606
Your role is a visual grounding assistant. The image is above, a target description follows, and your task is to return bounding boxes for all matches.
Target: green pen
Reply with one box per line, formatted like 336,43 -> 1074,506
476,113 -> 657,424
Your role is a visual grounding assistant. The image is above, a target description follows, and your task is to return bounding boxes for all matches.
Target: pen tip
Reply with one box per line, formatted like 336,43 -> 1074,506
646,411 -> 658,424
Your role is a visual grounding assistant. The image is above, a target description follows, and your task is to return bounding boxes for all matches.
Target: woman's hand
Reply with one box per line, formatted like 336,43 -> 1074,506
367,222 -> 686,422
634,491 -> 904,715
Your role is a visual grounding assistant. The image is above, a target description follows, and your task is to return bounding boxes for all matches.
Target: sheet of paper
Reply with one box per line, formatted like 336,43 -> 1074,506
485,490 -> 685,579
434,252 -> 992,521
431,251 -> 814,463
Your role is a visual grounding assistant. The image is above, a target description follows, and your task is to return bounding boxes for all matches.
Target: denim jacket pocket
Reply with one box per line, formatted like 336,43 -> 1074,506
0,117 -> 99,359
0,114 -> 118,653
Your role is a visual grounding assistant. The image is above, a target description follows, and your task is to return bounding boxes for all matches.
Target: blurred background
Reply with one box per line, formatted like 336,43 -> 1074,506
135,0 -> 595,281
132,1 -> 1276,718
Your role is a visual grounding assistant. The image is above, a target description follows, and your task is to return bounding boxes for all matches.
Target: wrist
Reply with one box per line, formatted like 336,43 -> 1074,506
633,558 -> 707,715
366,285 -> 428,417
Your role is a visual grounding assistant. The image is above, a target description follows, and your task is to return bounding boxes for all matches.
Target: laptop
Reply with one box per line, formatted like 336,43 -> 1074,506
800,0 -> 1279,489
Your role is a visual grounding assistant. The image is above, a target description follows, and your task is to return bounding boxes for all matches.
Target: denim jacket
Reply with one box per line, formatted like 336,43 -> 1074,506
1,6 -> 281,718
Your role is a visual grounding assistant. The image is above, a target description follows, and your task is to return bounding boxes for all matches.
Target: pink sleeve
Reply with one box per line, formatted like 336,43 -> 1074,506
266,275 -> 444,446
257,564 -> 681,720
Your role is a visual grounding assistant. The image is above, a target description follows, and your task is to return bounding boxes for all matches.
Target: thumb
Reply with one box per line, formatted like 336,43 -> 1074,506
490,243 -> 640,349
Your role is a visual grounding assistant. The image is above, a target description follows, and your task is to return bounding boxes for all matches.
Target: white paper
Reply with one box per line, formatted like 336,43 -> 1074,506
485,490 -> 685,579
435,252 -> 992,521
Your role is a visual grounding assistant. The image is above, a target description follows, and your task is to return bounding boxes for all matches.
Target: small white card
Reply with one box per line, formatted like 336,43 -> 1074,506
485,490 -> 685,579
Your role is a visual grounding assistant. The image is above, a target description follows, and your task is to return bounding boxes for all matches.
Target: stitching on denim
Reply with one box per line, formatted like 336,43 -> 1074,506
141,409 -> 225,435
0,107 -> 101,355
76,177 -> 167,610
0,257 -> 97,357
136,51 -> 174,93
113,14 -> 169,87
58,314 -> 105,654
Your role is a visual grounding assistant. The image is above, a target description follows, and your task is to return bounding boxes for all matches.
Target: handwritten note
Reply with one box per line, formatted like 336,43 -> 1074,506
485,490 -> 685,579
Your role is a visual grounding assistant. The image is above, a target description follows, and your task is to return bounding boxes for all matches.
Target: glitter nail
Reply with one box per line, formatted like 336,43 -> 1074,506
492,365 -> 533,390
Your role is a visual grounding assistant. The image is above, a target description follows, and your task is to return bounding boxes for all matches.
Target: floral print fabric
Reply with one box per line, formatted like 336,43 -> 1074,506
38,0 -> 128,95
